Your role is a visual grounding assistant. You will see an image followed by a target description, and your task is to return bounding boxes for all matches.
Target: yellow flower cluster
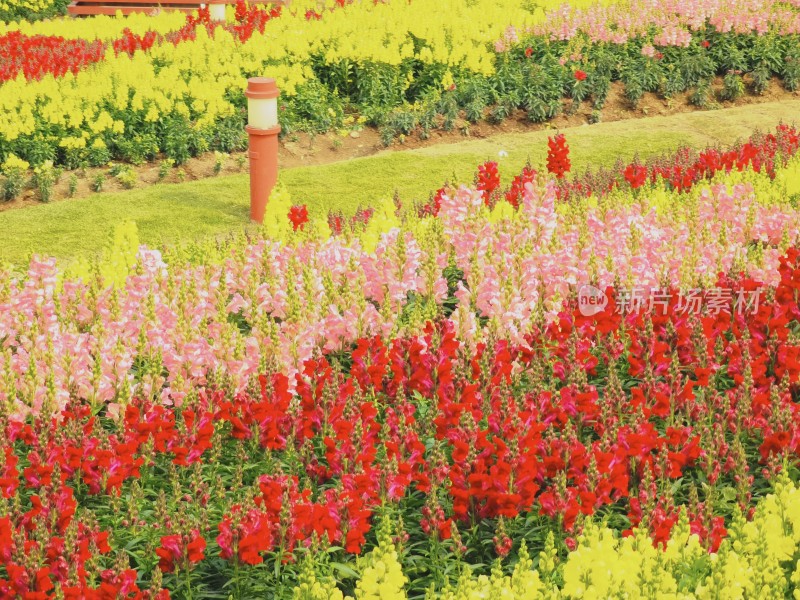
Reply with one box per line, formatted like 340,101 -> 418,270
0,10 -> 185,38
289,473 -> 800,599
64,220 -> 140,288
437,541 -> 544,600
0,0 -> 612,158
1,153 -> 29,173
355,538 -> 408,600
0,24 -> 309,146
292,553 -> 349,600
559,473 -> 800,599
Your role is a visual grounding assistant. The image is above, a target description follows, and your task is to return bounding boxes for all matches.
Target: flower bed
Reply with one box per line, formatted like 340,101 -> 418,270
2,131 -> 800,596
0,0 -> 798,170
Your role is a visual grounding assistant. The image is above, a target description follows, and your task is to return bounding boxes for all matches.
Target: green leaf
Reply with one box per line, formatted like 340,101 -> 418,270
330,562 -> 359,580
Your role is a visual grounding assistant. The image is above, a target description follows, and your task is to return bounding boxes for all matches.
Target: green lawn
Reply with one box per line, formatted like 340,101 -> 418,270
3,99 -> 799,267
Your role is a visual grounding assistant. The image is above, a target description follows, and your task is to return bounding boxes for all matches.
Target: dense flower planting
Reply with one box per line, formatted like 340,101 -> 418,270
0,0 -> 799,169
0,2 -> 284,84
1,131 -> 800,596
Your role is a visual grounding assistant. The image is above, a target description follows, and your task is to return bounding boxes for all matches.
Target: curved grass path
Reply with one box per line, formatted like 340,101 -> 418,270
3,98 -> 799,266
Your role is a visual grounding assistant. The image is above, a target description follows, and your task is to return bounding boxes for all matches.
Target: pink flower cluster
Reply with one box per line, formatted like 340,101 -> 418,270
0,176 -> 797,418
524,0 -> 800,46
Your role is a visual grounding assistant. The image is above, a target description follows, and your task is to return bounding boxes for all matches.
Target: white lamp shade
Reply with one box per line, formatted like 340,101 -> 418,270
248,97 -> 278,130
209,3 -> 226,21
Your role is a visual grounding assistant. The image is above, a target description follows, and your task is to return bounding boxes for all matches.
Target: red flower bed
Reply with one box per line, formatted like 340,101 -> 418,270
3,242 -> 800,594
0,1 -> 282,84
0,32 -> 106,82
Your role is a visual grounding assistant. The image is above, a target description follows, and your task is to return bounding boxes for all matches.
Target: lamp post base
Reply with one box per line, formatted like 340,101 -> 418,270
246,124 -> 281,224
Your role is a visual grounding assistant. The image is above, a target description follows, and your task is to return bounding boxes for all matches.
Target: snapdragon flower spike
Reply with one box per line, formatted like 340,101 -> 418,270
476,161 -> 501,205
504,165 -> 537,208
546,133 -> 571,179
288,204 -> 310,231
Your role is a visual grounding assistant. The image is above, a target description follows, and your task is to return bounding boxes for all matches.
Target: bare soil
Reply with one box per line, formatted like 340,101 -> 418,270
2,77 -> 797,211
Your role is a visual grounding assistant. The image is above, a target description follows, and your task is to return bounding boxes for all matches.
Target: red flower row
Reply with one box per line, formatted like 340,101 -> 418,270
0,1 -> 282,84
418,124 -> 799,215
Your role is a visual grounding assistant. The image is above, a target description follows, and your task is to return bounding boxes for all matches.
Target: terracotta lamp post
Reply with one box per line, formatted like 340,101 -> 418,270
244,77 -> 281,223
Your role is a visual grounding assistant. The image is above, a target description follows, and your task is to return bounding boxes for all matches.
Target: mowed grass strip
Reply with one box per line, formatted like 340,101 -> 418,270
3,99 -> 799,266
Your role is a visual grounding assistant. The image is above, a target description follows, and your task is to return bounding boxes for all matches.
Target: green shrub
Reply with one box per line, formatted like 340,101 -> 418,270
67,173 -> 79,198
91,174 -> 105,192
32,161 -> 56,203
690,79 -> 713,108
158,158 -> 175,180
720,71 -> 745,101
112,133 -> 159,166
1,154 -> 28,201
116,167 -> 138,189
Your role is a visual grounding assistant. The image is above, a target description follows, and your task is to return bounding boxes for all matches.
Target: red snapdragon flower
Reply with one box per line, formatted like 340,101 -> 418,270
288,205 -> 310,231
217,508 -> 273,565
546,133 -> 571,179
156,530 -> 205,572
505,166 -> 537,208
476,161 -> 501,205
574,69 -> 587,81
623,163 -> 648,189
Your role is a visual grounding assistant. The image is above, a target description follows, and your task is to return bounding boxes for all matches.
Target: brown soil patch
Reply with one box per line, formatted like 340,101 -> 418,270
2,77 -> 797,211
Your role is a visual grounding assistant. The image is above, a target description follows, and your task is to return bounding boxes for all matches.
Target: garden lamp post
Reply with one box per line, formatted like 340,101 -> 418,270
208,1 -> 226,21
245,77 -> 281,224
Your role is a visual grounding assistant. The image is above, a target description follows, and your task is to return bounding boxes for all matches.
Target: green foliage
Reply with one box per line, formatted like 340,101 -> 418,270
32,161 -> 56,202
437,91 -> 459,131
521,60 -> 563,122
675,46 -> 715,87
690,79 -> 713,108
282,81 -> 345,134
720,72 -> 745,101
1,167 -> 26,202
622,57 -> 661,108
589,72 -> 611,110
86,139 -> 112,167
91,173 -> 105,192
160,116 -> 206,165
782,45 -> 800,92
67,173 -> 79,198
751,63 -> 772,95
116,166 -> 138,189
661,64 -> 686,99
213,151 -> 227,176
211,114 -> 248,153
112,133 -> 159,166
158,158 -> 175,180
379,125 -> 395,148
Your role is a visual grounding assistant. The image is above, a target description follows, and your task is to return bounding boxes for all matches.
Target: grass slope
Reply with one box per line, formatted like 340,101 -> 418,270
3,99 -> 799,266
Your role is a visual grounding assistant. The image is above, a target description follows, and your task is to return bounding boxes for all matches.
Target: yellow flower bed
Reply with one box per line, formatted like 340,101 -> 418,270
0,0 -> 622,163
0,10 -> 185,37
